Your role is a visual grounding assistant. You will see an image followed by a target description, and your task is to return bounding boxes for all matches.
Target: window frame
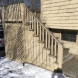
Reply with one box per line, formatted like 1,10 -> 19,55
61,31 -> 76,42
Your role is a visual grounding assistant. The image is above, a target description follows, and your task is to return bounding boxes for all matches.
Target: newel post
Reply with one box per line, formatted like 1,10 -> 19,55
58,44 -> 63,68
21,3 -> 25,24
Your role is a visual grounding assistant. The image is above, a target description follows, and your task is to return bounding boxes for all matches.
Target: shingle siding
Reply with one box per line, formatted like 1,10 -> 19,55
41,0 -> 78,30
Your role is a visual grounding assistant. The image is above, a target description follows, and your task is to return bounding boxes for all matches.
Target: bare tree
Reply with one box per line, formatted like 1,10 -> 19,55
0,0 -> 9,6
0,0 -> 40,10
25,0 -> 40,11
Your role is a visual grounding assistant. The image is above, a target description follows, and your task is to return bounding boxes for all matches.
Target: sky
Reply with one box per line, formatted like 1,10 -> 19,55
0,0 -> 40,10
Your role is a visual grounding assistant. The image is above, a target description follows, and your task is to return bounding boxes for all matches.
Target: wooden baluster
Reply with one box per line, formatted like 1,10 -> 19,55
39,25 -> 41,42
28,12 -> 30,22
16,4 -> 18,21
9,5 -> 11,20
34,18 -> 36,35
26,9 -> 28,23
14,4 -> 18,21
19,3 -> 21,19
54,40 -> 56,57
28,12 -> 30,29
56,43 -> 58,63
17,3 -> 19,20
29,13 -> 32,30
48,34 -> 50,49
36,21 -> 39,36
25,9 -> 27,23
45,31 -> 48,49
9,5 -> 10,20
33,17 -> 34,30
27,10 -> 28,23
50,37 -> 53,55
13,4 -> 15,21
11,5 -> 13,20
32,16 -> 34,30
6,7 -> 7,21
42,27 -> 45,43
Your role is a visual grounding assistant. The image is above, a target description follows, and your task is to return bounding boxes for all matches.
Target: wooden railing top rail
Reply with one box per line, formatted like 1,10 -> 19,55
23,4 -> 64,48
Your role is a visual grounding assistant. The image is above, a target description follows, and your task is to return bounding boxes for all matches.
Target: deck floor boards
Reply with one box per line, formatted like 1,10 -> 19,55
63,56 -> 78,78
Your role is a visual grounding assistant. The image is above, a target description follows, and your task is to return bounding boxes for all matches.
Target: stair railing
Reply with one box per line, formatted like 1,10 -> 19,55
23,4 -> 64,68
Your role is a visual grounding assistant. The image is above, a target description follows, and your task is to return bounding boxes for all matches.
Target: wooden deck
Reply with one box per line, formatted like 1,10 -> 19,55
63,56 -> 78,78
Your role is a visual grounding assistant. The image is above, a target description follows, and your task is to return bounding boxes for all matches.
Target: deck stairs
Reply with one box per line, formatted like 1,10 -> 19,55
1,3 -> 77,76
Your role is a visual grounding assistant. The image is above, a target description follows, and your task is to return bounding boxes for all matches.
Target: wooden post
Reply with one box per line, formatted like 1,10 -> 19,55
57,44 -> 63,68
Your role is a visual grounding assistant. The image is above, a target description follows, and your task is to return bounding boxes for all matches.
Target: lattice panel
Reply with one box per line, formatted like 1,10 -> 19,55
4,25 -> 24,62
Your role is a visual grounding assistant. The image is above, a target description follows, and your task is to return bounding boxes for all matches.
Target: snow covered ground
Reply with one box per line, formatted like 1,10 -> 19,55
0,57 -> 67,78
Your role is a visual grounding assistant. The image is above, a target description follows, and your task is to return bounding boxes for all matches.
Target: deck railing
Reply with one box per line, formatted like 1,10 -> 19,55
23,4 -> 64,68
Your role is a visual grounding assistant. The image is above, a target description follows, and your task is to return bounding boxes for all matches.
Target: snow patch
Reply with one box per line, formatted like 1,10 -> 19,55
0,57 -> 66,78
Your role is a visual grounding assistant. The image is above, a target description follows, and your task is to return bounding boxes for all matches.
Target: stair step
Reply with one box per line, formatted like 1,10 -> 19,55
63,54 -> 76,64
63,48 -> 69,55
63,53 -> 72,60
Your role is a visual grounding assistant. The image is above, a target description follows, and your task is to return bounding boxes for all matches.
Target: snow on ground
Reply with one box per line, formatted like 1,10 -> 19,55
0,57 -> 66,78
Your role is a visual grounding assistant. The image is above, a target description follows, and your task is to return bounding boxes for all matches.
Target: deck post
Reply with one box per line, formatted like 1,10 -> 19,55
58,44 -> 63,68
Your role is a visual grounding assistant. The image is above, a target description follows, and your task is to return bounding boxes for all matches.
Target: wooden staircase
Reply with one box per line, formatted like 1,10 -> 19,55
2,3 -> 76,72
23,4 -> 64,69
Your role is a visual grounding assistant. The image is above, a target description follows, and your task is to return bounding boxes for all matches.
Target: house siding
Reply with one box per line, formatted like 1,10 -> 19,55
41,0 -> 78,30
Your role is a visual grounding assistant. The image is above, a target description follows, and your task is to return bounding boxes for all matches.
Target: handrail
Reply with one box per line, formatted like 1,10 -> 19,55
23,4 -> 64,48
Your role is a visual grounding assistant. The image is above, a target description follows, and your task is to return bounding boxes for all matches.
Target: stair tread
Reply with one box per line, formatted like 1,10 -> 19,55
63,53 -> 72,60
63,53 -> 76,64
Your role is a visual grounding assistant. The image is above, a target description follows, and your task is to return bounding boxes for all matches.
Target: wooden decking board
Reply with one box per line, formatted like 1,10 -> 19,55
63,47 -> 76,64
63,53 -> 72,60
63,54 -> 76,64
63,57 -> 78,78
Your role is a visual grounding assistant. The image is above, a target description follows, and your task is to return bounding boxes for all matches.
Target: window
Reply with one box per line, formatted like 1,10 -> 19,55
61,31 -> 76,42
